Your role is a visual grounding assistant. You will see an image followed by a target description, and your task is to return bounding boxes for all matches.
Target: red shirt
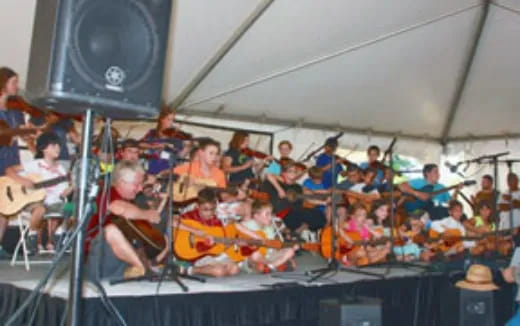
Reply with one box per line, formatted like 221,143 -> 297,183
180,208 -> 222,227
85,187 -> 124,255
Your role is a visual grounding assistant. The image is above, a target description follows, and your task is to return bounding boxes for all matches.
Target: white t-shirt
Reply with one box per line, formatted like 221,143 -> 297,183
431,216 -> 474,248
22,159 -> 69,205
498,190 -> 520,230
242,219 -> 276,240
350,183 -> 379,195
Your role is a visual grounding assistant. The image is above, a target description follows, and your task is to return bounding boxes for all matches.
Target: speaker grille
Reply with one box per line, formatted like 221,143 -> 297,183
70,0 -> 159,92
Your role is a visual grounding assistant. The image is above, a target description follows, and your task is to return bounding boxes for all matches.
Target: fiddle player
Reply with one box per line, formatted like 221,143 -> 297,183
359,145 -> 384,186
315,137 -> 344,189
222,131 -> 272,185
0,67 -> 35,259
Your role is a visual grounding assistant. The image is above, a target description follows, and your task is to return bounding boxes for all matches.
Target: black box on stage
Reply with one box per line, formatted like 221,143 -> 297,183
319,297 -> 382,326
441,287 -> 496,326
26,0 -> 172,119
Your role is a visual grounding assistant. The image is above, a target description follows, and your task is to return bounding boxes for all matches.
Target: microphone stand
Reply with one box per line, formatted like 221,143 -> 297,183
457,152 -> 510,260
110,147 -> 205,289
306,149 -> 384,283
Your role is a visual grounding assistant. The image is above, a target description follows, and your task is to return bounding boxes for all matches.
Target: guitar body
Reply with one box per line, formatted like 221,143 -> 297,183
223,224 -> 268,262
111,217 -> 166,255
0,174 -> 47,216
320,226 -> 362,260
172,176 -> 217,205
428,228 -> 464,254
173,219 -> 229,261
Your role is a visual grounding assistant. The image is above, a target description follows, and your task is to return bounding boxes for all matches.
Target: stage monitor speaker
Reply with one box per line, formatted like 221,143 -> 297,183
26,0 -> 172,119
441,286 -> 496,326
319,297 -> 382,326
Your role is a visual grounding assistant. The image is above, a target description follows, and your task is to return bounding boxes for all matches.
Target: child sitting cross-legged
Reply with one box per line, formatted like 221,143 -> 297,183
234,200 -> 297,273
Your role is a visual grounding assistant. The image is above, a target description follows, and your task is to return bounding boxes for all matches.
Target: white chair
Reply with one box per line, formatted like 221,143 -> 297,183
271,216 -> 286,241
9,211 -> 32,271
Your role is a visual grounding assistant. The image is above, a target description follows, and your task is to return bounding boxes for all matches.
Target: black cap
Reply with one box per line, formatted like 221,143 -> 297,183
35,132 -> 60,159
325,137 -> 338,147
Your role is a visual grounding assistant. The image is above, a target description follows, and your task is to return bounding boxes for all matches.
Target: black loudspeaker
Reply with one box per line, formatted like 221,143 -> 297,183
441,286 -> 496,326
26,0 -> 172,119
319,297 -> 382,326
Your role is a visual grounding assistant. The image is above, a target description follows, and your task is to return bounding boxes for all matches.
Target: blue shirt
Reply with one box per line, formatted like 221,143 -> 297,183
265,161 -> 281,176
316,153 -> 343,189
302,178 -> 326,212
408,178 -> 451,204
359,161 -> 384,186
0,109 -> 24,176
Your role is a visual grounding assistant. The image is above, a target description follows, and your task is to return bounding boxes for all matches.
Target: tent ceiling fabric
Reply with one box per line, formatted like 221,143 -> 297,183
0,0 -> 518,144
163,0 -> 263,101
181,3 -> 481,139
449,2 -> 520,140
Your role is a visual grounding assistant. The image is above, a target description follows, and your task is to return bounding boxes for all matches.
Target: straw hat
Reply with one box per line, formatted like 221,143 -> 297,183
455,264 -> 499,291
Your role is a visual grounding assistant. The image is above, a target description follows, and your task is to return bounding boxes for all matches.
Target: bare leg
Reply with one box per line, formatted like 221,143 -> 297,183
104,224 -> 144,270
29,203 -> 45,231
192,263 -> 235,277
0,216 -> 7,243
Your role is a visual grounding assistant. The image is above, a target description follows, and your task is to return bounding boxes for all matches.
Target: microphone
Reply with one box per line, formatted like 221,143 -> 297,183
444,161 -> 459,173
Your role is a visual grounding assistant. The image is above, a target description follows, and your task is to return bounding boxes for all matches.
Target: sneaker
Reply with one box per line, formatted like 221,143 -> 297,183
26,234 -> 38,256
0,247 -> 10,260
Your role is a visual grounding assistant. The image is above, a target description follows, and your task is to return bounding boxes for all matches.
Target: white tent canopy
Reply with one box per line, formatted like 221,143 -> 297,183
1,0 -> 519,146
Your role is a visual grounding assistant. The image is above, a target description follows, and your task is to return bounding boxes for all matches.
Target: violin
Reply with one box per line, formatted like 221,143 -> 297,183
160,127 -> 192,140
241,148 -> 271,160
6,96 -> 82,122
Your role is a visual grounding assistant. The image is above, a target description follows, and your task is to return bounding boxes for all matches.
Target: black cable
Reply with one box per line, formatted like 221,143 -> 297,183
90,280 -> 127,326
5,201 -> 94,325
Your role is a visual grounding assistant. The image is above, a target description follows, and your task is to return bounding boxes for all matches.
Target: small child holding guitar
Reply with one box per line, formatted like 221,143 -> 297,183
176,188 -> 240,277
234,200 -> 297,273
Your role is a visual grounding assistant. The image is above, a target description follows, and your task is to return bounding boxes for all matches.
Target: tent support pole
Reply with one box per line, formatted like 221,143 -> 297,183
440,0 -> 491,146
169,0 -> 275,109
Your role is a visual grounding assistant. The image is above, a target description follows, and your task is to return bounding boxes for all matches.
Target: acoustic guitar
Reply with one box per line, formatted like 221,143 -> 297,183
172,175 -> 217,206
111,216 -> 166,255
403,180 -> 477,214
0,174 -> 69,215
173,219 -> 320,261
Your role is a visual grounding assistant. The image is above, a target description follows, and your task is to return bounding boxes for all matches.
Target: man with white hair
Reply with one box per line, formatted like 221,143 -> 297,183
85,160 -> 161,280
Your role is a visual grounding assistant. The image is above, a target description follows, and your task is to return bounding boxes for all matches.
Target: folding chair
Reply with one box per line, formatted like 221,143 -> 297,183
10,211 -> 32,271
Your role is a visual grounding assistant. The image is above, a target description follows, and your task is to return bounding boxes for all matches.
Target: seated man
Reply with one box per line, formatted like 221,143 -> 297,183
85,161 -> 162,280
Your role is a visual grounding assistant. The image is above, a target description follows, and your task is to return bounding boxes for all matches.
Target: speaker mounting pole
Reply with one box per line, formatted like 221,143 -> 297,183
67,109 -> 95,326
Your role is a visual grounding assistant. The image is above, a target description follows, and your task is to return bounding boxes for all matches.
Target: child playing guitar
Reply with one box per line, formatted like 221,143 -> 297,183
233,200 -> 297,273
175,188 -> 240,277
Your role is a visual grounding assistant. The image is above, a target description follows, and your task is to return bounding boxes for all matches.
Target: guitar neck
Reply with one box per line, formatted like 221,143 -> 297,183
34,176 -> 69,189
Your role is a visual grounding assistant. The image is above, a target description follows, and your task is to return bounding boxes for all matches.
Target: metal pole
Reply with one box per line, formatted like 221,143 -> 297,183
67,109 -> 95,326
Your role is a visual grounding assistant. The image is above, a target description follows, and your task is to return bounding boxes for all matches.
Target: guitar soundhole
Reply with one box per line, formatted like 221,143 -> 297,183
22,186 -> 27,195
6,186 -> 13,202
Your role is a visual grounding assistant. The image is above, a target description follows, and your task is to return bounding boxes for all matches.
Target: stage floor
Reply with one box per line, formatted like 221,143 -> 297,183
0,253 -> 515,326
1,253 -> 423,299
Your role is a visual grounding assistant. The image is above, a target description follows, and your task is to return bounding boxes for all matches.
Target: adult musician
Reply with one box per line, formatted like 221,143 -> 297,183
0,67 -> 33,258
498,172 -> 520,229
85,161 -> 162,280
359,145 -> 384,186
222,131 -> 271,185
141,108 -> 187,175
173,137 -> 227,188
316,137 -> 344,189
399,163 -> 459,220
471,174 -> 499,207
